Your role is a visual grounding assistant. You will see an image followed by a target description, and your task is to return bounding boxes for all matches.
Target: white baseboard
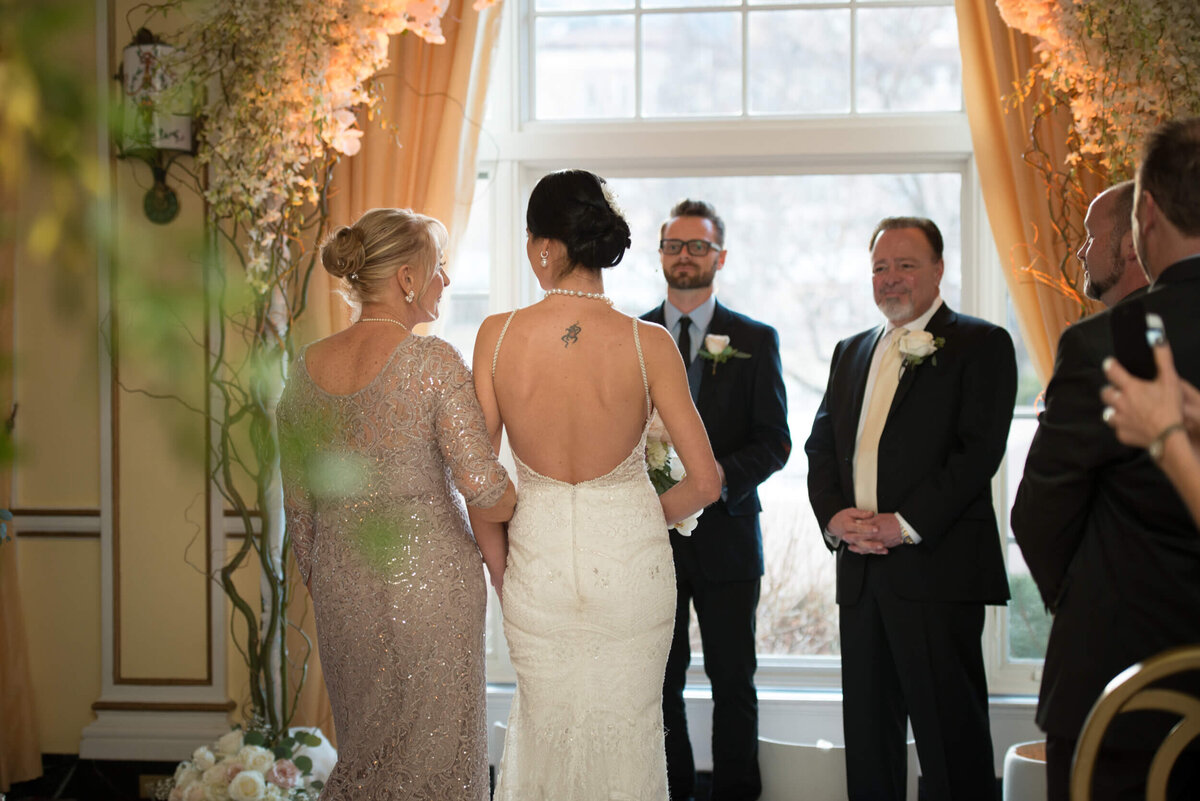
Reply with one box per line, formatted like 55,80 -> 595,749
80,710 -> 233,762
487,685 -> 1042,775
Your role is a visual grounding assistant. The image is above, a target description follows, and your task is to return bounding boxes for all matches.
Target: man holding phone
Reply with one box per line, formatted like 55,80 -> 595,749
1012,117 -> 1200,800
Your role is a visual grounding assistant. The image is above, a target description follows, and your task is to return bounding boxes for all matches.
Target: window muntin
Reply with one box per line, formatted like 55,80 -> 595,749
530,1 -> 961,122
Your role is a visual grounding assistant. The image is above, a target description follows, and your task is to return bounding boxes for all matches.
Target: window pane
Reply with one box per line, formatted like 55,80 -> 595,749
535,15 -> 636,120
1007,296 -> 1043,408
856,6 -> 962,113
1004,415 -> 1051,660
600,172 -> 962,656
643,0 -> 739,7
440,174 -> 493,362
749,10 -> 850,115
536,0 -> 632,9
642,12 -> 742,117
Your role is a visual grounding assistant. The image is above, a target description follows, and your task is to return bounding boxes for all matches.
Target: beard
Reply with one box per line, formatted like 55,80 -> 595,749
875,295 -> 914,324
663,260 -> 716,290
1083,247 -> 1122,302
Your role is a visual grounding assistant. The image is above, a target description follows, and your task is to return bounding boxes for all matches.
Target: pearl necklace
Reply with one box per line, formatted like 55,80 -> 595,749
544,288 -> 614,307
359,316 -> 409,331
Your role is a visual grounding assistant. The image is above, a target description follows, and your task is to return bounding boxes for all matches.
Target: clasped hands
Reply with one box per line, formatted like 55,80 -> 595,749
829,508 -> 904,555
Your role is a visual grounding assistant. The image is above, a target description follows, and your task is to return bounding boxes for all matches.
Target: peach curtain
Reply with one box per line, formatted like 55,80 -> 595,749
288,1 -> 504,741
0,213 -> 41,789
956,0 -> 1102,386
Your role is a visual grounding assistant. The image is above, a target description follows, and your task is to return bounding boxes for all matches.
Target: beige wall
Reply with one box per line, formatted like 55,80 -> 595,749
13,0 -> 235,754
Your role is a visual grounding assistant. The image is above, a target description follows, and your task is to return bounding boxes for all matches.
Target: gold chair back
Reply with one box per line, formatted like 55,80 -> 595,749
1071,645 -> 1200,801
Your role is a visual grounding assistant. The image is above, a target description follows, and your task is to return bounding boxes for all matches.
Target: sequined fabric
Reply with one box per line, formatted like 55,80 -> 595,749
278,335 -> 508,801
493,318 -> 675,800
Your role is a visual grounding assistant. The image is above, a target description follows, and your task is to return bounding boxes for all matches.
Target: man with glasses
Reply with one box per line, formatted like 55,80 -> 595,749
642,199 -> 791,801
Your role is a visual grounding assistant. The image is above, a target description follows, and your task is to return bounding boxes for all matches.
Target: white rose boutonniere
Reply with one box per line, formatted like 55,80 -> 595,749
697,333 -> 751,374
897,330 -> 945,369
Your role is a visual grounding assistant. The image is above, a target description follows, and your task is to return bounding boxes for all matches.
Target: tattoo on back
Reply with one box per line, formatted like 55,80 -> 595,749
562,321 -> 581,348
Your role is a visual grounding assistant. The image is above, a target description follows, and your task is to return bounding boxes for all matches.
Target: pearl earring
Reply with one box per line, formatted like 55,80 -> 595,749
405,290 -> 416,303
540,249 -> 549,269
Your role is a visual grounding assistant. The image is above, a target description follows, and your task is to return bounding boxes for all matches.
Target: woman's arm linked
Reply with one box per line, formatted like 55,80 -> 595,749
470,314 -> 516,597
641,322 -> 722,525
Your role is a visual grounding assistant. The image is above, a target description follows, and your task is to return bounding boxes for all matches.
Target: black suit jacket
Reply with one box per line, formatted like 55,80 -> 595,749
805,302 -> 1014,604
1011,257 -> 1200,744
642,301 -> 791,581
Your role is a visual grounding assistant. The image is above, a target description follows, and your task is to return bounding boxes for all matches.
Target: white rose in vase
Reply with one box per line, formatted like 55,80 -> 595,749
216,729 -> 245,756
182,784 -> 207,801
192,747 -> 217,771
238,745 -> 276,774
228,770 -> 267,801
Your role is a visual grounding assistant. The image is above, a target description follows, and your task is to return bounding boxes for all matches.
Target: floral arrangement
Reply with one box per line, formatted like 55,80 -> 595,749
994,0 -> 1200,310
646,413 -> 702,536
697,333 -> 750,375
996,0 -> 1200,179
172,0 -> 497,289
158,728 -> 326,801
898,330 -> 944,369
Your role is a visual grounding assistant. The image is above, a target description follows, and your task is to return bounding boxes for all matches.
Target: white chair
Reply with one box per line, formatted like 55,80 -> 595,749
1003,740 -> 1047,801
758,737 -> 919,801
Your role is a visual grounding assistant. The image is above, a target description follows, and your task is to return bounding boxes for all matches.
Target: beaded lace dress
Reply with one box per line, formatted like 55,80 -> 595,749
278,335 -> 508,801
492,315 -> 675,801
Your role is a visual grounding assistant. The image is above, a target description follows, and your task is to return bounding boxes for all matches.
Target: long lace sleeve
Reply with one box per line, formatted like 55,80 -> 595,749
277,383 -> 317,586
432,340 -> 509,509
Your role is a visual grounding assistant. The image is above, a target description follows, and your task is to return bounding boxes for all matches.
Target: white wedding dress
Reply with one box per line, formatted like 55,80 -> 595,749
492,315 -> 676,801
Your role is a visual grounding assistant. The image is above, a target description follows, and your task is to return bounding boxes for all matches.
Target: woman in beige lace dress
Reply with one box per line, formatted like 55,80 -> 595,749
277,208 -> 516,800
474,170 -> 721,799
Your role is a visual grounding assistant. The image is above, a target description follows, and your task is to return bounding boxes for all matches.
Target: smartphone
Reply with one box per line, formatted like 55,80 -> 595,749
1110,300 -> 1163,380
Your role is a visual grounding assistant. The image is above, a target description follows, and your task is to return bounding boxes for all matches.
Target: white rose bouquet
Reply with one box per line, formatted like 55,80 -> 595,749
158,728 -> 325,801
645,412 -> 703,536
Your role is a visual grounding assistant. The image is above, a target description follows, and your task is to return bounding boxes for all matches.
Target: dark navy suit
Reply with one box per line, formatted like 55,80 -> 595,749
642,300 -> 790,801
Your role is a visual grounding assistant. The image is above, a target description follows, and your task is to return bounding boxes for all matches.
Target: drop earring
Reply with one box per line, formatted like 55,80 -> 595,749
540,249 -> 549,269
406,289 -> 416,303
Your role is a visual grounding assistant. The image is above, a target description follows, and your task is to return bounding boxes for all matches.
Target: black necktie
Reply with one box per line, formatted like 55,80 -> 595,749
677,316 -> 692,363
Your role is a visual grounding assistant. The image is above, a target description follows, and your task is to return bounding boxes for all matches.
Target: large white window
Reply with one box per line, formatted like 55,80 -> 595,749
529,0 -> 962,120
447,0 -> 1041,694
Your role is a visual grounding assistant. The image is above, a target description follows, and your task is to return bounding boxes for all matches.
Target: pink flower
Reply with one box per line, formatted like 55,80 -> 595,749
265,759 -> 302,789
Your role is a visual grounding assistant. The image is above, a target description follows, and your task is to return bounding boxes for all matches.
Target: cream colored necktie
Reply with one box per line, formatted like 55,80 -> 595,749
854,328 -> 907,512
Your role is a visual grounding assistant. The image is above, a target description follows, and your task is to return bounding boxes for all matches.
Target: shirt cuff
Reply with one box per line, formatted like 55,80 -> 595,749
823,529 -> 841,549
896,512 -> 922,544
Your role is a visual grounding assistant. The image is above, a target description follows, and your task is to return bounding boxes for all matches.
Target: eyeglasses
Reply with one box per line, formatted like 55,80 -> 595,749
660,238 -> 722,257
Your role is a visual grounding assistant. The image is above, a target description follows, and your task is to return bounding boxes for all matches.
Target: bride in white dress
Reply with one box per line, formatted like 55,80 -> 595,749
472,170 -> 721,799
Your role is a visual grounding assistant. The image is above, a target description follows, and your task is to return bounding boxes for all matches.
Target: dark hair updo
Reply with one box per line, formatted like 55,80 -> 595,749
527,169 -> 632,273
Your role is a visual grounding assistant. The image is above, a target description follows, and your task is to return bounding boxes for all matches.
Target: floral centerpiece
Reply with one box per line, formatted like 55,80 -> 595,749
646,412 -> 702,536
158,727 -> 328,801
994,0 -> 1200,310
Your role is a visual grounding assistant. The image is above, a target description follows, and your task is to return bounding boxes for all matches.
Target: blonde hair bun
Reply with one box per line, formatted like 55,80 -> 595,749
321,225 -> 368,280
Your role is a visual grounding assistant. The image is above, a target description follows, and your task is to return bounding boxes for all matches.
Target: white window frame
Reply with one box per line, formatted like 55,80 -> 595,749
480,0 -> 1039,697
